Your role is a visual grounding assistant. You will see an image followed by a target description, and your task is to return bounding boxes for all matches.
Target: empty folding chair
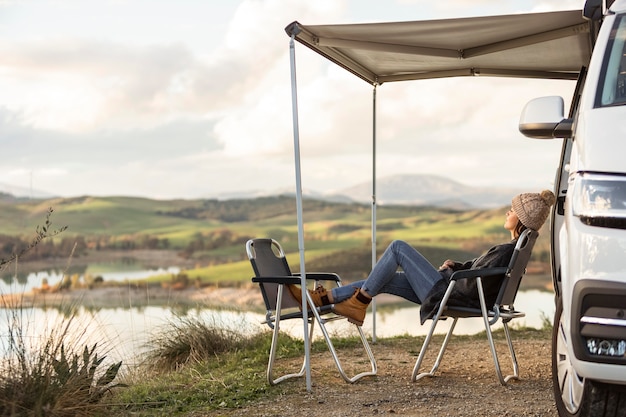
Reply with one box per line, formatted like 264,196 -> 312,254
412,228 -> 538,385
246,238 -> 377,385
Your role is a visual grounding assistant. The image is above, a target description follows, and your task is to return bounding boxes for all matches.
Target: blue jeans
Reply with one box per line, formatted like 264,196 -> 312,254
331,240 -> 444,304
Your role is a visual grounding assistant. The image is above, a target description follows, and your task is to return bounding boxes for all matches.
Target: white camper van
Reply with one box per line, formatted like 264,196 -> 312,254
519,1 -> 626,415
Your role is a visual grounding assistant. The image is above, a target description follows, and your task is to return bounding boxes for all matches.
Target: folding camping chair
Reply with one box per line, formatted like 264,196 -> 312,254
246,238 -> 377,385
412,228 -> 538,385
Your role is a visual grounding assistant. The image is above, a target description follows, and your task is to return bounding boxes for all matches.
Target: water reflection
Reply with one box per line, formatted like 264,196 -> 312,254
0,265 -> 181,294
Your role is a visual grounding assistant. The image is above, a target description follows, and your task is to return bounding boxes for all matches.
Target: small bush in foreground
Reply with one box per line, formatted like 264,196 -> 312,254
142,313 -> 262,371
0,312 -> 125,417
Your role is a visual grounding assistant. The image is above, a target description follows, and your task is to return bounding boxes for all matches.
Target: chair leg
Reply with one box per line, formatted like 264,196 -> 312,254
308,298 -> 377,384
482,311 -> 506,385
502,322 -> 520,383
413,277 -> 522,385
412,315 -> 458,381
478,283 -> 519,385
266,286 -> 377,385
267,286 -> 309,385
413,281 -> 458,382
483,317 -> 522,384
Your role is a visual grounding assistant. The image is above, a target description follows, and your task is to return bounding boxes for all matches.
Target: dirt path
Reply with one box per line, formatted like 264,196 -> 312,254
213,333 -> 556,417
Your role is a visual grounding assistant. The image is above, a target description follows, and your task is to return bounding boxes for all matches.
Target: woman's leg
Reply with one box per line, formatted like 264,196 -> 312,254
329,240 -> 443,326
332,280 -> 365,303
330,240 -> 442,304
353,240 -> 442,303
330,240 -> 443,325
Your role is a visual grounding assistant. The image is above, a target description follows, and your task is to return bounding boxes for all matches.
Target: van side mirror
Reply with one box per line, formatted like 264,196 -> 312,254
519,96 -> 573,139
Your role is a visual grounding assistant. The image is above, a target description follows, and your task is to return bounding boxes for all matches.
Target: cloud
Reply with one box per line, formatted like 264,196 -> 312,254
0,38 -> 198,130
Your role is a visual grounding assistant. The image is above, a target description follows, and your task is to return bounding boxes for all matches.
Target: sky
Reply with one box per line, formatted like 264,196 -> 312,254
0,0 -> 584,200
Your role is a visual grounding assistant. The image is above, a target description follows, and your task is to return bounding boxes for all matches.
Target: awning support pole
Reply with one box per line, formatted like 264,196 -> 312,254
289,33 -> 312,392
371,83 -> 378,342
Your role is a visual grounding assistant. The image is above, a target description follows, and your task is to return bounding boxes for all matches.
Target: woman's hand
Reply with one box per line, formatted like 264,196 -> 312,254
439,259 -> 456,270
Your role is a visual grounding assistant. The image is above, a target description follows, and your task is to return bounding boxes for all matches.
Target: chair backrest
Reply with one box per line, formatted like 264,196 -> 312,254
497,228 -> 539,306
246,238 -> 299,310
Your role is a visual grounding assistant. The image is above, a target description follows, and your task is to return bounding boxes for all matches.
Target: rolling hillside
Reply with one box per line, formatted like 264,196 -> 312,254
0,194 -> 552,285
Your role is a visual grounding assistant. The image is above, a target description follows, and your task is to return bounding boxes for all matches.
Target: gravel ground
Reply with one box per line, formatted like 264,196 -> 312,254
212,332 -> 557,417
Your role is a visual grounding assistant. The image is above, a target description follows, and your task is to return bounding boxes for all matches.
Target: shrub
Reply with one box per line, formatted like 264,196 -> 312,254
142,313 -> 258,371
0,207 -> 67,270
0,310 -> 125,416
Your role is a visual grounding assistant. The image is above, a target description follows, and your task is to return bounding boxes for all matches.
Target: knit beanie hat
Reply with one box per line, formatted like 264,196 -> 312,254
511,190 -> 556,231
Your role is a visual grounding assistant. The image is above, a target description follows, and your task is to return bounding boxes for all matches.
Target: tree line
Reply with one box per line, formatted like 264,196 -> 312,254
0,228 -> 251,263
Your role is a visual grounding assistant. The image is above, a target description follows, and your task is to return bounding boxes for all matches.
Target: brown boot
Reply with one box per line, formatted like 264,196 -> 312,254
332,289 -> 371,326
286,284 -> 331,308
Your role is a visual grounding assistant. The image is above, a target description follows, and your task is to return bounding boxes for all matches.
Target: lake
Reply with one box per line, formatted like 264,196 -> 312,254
0,264 -> 181,294
0,265 -> 555,371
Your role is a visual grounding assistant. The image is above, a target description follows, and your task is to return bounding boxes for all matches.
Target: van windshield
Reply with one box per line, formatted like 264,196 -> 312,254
598,14 -> 626,107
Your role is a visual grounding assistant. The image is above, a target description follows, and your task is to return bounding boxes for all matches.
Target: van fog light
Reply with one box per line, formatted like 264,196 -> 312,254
586,338 -> 626,357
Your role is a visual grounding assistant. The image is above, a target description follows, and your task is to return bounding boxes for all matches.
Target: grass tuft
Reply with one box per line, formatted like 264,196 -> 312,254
0,306 -> 125,416
142,313 -> 263,371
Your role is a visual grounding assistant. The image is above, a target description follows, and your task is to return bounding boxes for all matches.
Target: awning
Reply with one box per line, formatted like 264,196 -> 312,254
285,9 -> 593,85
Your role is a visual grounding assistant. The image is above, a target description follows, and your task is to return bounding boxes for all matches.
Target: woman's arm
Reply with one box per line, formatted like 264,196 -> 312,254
470,242 -> 516,270
441,240 -> 516,272
439,259 -> 474,271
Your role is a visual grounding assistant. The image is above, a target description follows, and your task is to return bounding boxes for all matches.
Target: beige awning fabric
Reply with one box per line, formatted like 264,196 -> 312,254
285,9 -> 593,84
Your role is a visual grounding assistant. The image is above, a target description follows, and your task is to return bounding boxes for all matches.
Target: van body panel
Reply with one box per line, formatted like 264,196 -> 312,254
572,107 -> 626,173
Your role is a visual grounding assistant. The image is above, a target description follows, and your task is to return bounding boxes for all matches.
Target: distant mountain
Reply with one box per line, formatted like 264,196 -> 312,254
329,174 -> 526,209
219,174 -> 526,209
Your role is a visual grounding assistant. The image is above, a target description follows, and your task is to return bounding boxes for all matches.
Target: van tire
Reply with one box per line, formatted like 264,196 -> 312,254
552,299 -> 626,417
587,382 -> 626,417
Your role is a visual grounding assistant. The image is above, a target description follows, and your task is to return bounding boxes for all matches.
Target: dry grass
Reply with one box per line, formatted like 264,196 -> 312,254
142,313 -> 260,371
0,304 -> 124,416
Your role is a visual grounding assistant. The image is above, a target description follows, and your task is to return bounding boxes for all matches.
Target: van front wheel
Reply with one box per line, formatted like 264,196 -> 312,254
552,299 -> 626,417
553,298 -> 586,416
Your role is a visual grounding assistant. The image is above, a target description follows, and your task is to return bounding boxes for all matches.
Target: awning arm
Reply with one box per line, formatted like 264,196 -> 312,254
464,23 -> 590,58
379,68 -> 580,83
286,21 -> 377,85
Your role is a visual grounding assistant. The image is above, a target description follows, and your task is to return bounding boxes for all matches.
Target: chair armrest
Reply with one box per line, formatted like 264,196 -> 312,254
296,272 -> 342,283
252,273 -> 341,284
252,276 -> 302,284
450,267 -> 508,281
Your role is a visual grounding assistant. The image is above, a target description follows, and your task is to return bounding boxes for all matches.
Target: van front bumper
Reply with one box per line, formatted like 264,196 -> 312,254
571,279 -> 626,380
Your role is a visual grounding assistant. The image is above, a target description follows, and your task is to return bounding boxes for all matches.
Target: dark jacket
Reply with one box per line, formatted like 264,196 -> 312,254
419,239 -> 517,324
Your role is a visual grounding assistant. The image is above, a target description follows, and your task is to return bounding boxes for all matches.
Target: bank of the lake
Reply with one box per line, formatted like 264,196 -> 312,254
0,271 -> 553,311
0,282 -> 263,310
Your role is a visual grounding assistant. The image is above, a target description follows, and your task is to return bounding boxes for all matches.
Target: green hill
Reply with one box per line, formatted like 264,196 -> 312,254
0,195 -> 551,283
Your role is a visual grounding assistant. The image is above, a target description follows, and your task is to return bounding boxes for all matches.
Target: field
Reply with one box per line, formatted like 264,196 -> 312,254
0,194 -> 553,289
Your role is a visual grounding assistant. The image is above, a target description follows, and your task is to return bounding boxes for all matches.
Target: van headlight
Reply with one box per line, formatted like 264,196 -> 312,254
571,173 -> 626,229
